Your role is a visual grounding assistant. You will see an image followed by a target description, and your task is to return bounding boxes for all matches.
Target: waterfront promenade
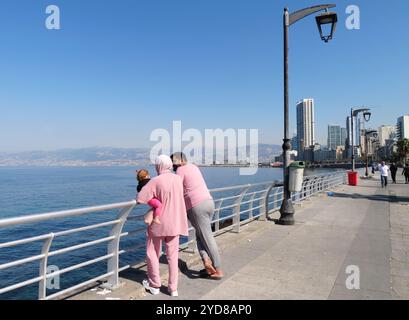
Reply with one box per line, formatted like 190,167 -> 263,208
73,173 -> 409,300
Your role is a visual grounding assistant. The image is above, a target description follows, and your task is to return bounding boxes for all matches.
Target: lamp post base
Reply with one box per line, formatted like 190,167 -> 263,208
278,199 -> 295,225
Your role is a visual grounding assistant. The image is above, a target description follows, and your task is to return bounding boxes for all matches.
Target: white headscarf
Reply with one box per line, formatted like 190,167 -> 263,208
155,155 -> 173,175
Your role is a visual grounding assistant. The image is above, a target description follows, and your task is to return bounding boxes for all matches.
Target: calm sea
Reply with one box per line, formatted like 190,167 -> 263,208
0,166 -> 337,300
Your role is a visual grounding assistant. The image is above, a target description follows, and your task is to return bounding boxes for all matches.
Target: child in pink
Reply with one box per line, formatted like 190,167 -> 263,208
136,169 -> 162,225
137,156 -> 188,297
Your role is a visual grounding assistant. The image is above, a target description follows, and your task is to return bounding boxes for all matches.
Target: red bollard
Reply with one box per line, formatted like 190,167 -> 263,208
347,171 -> 359,186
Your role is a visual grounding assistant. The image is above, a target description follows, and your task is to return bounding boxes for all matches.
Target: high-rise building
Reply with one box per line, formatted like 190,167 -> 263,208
296,99 -> 315,154
378,125 -> 396,146
327,125 -> 346,150
291,133 -> 298,152
397,115 -> 409,140
341,127 -> 347,147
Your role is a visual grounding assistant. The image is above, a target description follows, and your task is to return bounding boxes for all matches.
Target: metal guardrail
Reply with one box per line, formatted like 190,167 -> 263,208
0,171 -> 346,300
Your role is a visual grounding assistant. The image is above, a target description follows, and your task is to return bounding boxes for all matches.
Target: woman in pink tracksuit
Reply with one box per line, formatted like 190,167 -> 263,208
137,155 -> 188,297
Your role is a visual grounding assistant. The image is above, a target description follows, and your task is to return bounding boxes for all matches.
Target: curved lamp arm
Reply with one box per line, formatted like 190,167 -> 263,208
289,4 -> 336,25
352,108 -> 371,117
365,130 -> 378,137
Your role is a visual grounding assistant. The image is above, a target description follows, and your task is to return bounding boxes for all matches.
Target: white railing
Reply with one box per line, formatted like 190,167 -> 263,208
0,171 -> 346,300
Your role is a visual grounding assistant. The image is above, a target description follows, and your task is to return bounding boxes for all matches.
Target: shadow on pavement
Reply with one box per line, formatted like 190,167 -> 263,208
332,192 -> 409,203
178,260 -> 211,280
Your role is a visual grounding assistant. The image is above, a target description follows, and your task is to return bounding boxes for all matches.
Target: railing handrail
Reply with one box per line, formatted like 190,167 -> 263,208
0,171 -> 347,300
0,172 -> 339,228
0,200 -> 137,228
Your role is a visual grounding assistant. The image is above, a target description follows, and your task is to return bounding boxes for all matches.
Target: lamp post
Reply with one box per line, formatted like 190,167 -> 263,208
279,4 -> 338,226
350,108 -> 371,172
364,130 -> 378,176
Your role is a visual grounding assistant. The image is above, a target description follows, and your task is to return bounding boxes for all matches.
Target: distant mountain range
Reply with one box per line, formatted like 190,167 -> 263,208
0,145 -> 282,167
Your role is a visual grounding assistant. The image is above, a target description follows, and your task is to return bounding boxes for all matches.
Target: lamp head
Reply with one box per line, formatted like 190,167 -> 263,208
315,11 -> 338,42
363,111 -> 371,122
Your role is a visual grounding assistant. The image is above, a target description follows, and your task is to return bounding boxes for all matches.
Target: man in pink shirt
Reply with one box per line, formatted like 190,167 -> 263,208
171,152 -> 224,279
137,155 -> 188,297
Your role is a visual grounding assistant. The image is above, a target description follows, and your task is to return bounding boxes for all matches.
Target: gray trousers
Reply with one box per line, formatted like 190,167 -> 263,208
187,199 -> 222,269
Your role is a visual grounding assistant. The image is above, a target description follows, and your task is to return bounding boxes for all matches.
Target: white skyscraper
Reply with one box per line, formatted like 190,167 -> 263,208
296,99 -> 315,152
397,115 -> 409,140
378,125 -> 396,146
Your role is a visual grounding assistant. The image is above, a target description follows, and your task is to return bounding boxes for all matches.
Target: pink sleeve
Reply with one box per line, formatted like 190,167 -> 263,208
137,181 -> 155,204
148,198 -> 162,217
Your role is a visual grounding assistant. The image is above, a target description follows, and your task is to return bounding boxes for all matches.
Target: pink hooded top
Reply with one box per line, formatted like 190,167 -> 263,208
137,155 -> 188,237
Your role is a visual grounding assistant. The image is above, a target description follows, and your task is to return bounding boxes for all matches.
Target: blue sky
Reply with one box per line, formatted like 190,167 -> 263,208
0,0 -> 408,152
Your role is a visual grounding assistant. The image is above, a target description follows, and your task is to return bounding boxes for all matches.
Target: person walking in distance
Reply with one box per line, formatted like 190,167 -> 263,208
378,161 -> 390,188
403,163 -> 409,184
171,152 -> 224,280
390,163 -> 398,184
371,163 -> 376,175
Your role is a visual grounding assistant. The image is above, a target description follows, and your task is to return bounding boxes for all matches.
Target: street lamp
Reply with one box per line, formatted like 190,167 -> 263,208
363,111 -> 372,122
279,4 -> 338,226
350,108 -> 372,172
316,10 -> 338,42
364,130 -> 378,177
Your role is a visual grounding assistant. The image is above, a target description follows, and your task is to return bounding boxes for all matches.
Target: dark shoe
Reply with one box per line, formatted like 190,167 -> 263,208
198,269 -> 211,278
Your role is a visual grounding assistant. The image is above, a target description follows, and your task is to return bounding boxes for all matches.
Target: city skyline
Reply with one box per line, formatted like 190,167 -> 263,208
1,0 -> 409,152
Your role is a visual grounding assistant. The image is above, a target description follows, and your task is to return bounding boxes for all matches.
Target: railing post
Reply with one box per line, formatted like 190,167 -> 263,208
273,188 -> 280,210
38,233 -> 54,300
262,184 -> 276,221
308,179 -> 312,198
233,186 -> 250,233
277,186 -> 284,208
213,200 -> 223,233
302,179 -> 309,200
248,192 -> 256,220
313,177 -> 318,195
104,203 -> 135,289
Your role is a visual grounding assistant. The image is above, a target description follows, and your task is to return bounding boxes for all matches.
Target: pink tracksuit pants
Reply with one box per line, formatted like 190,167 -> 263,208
146,235 -> 180,292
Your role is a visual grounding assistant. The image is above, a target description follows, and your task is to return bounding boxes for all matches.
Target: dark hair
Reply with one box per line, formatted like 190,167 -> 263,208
170,152 -> 187,165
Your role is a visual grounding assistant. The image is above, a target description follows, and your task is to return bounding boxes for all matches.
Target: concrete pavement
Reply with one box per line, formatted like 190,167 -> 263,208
143,174 -> 409,300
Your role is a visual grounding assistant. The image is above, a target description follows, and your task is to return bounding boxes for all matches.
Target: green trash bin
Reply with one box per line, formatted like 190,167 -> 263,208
289,161 -> 305,192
